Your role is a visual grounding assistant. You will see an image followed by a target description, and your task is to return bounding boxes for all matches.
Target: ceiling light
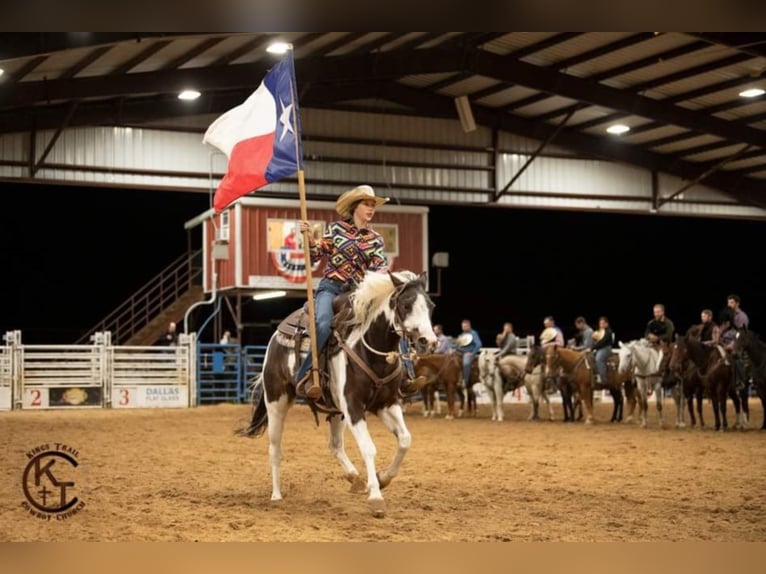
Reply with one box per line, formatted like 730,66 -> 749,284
252,290 -> 287,301
0,68 -> 4,77
606,124 -> 630,135
739,88 -> 765,98
267,42 -> 291,55
178,90 -> 201,101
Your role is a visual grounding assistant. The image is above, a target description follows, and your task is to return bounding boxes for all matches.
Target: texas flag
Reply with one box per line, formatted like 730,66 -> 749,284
203,52 -> 302,213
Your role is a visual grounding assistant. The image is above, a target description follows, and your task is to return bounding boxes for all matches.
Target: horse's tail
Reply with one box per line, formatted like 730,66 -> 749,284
237,374 -> 269,438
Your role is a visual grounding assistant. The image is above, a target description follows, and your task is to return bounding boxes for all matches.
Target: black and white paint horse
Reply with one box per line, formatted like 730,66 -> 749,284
239,271 -> 437,517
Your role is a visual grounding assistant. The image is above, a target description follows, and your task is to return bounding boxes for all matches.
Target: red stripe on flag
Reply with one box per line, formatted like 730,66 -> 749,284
213,132 -> 276,212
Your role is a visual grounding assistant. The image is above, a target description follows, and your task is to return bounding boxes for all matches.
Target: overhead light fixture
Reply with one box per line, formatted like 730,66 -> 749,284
267,42 -> 291,55
739,88 -> 765,98
606,124 -> 630,135
178,90 -> 201,101
0,68 -> 4,77
252,290 -> 287,301
454,95 -> 477,133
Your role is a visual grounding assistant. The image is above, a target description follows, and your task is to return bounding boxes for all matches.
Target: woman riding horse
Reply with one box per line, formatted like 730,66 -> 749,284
294,184 -> 425,399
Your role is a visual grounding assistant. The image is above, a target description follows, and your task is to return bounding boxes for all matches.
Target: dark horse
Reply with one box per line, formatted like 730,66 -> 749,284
733,330 -> 766,429
239,271 -> 437,517
668,336 -> 706,428
669,335 -> 744,431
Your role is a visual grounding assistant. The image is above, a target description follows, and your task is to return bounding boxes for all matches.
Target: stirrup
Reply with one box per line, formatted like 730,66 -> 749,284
296,370 -> 323,400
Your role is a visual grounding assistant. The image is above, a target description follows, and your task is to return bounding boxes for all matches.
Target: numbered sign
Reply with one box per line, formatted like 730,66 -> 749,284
23,388 -> 50,409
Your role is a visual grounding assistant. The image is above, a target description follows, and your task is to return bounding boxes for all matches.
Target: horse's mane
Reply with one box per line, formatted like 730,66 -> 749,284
350,270 -> 418,332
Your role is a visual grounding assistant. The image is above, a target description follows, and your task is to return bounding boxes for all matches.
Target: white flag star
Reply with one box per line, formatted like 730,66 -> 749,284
278,97 -> 295,142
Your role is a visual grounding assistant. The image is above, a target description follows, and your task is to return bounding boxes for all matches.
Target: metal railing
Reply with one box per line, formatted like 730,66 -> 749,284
76,249 -> 203,345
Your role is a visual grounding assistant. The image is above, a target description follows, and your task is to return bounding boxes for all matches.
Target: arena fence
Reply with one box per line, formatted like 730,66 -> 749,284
196,343 -> 267,405
1,331 -> 195,410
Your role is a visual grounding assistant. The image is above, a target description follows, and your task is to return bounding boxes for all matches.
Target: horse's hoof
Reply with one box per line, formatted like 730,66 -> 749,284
376,472 -> 392,490
369,498 -> 386,518
445,415 -> 454,420
349,475 -> 367,494
270,494 -> 283,503
584,419 -> 593,425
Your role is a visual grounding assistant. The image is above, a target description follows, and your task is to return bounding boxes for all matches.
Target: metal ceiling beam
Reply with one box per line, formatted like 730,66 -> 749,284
0,33 -> 190,60
688,33 -> 766,58
59,45 -> 113,80
112,40 -> 173,74
347,33 -> 407,54
163,37 -> 226,70
307,32 -> 368,57
4,47 -> 763,149
210,35 -> 272,66
376,81 -> 766,208
8,55 -> 47,81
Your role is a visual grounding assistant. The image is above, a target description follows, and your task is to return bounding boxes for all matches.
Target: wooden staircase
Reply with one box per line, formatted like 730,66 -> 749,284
76,249 -> 204,345
125,286 -> 204,346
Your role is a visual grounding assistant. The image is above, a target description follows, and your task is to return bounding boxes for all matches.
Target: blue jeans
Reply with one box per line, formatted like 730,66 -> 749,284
295,278 -> 345,381
595,347 -> 611,382
462,352 -> 474,387
400,338 -> 417,379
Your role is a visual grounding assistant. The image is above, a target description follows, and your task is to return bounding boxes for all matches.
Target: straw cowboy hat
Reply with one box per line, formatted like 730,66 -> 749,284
593,329 -> 605,342
456,333 -> 473,347
539,328 -> 558,344
336,185 -> 389,218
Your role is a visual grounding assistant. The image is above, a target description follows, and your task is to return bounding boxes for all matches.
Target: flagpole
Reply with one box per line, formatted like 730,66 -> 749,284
288,49 -> 322,398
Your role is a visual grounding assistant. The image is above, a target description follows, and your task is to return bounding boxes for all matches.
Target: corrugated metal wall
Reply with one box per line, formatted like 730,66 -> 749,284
0,108 -> 762,220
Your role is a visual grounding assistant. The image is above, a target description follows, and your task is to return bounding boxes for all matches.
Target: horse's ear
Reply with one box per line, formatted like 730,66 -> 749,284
618,341 -> 625,348
388,271 -> 404,288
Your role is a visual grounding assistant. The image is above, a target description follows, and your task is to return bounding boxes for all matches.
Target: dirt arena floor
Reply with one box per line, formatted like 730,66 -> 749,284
1,399 -> 765,542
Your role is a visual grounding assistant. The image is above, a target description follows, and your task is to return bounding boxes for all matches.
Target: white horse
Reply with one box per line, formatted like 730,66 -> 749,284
239,271 -> 437,517
617,339 -> 664,428
478,349 -> 552,422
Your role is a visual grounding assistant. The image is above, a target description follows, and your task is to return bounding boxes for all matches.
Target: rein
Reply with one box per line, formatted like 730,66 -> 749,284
335,331 -> 403,387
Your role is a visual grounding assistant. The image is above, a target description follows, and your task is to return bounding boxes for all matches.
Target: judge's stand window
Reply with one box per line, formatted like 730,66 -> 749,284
217,210 -> 230,242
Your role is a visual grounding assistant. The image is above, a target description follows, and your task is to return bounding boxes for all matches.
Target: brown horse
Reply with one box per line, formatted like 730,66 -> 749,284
238,271 -> 437,517
670,335 -> 744,431
526,345 -> 595,423
414,352 -> 465,419
668,337 -> 706,428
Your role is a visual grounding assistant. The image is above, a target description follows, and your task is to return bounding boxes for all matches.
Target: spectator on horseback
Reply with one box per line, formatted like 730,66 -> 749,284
727,294 -> 749,331
496,322 -> 518,358
570,316 -> 594,351
691,309 -> 720,347
540,316 -> 564,348
645,304 -> 675,375
433,324 -> 452,354
722,295 -> 749,388
294,184 -> 426,399
457,319 -> 482,390
592,316 -> 614,384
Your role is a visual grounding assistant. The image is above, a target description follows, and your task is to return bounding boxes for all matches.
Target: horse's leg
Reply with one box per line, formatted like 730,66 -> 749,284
581,381 -> 595,425
728,387 -> 742,430
266,394 -> 290,501
711,384 -> 722,431
527,381 -> 539,421
346,416 -> 386,517
445,381 -> 456,420
624,380 -> 637,424
686,383 -> 696,427
544,384 -> 555,421
561,385 -> 572,422
655,380 -> 664,429
493,377 -> 505,422
739,385 -> 750,427
328,414 -> 365,493
456,386 -> 465,418
759,389 -> 766,430
376,404 -> 412,490
637,379 -> 648,428
420,387 -> 430,417
696,387 -> 705,429
434,386 -> 442,416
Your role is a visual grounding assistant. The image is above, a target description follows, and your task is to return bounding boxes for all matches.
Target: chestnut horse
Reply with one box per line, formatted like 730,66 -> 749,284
526,345 -> 596,424
414,352 -> 465,419
239,271 -> 437,517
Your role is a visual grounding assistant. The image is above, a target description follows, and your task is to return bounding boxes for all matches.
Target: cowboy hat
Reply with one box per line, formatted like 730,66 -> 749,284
335,185 -> 389,218
539,327 -> 558,344
593,329 -> 605,342
456,333 -> 473,347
